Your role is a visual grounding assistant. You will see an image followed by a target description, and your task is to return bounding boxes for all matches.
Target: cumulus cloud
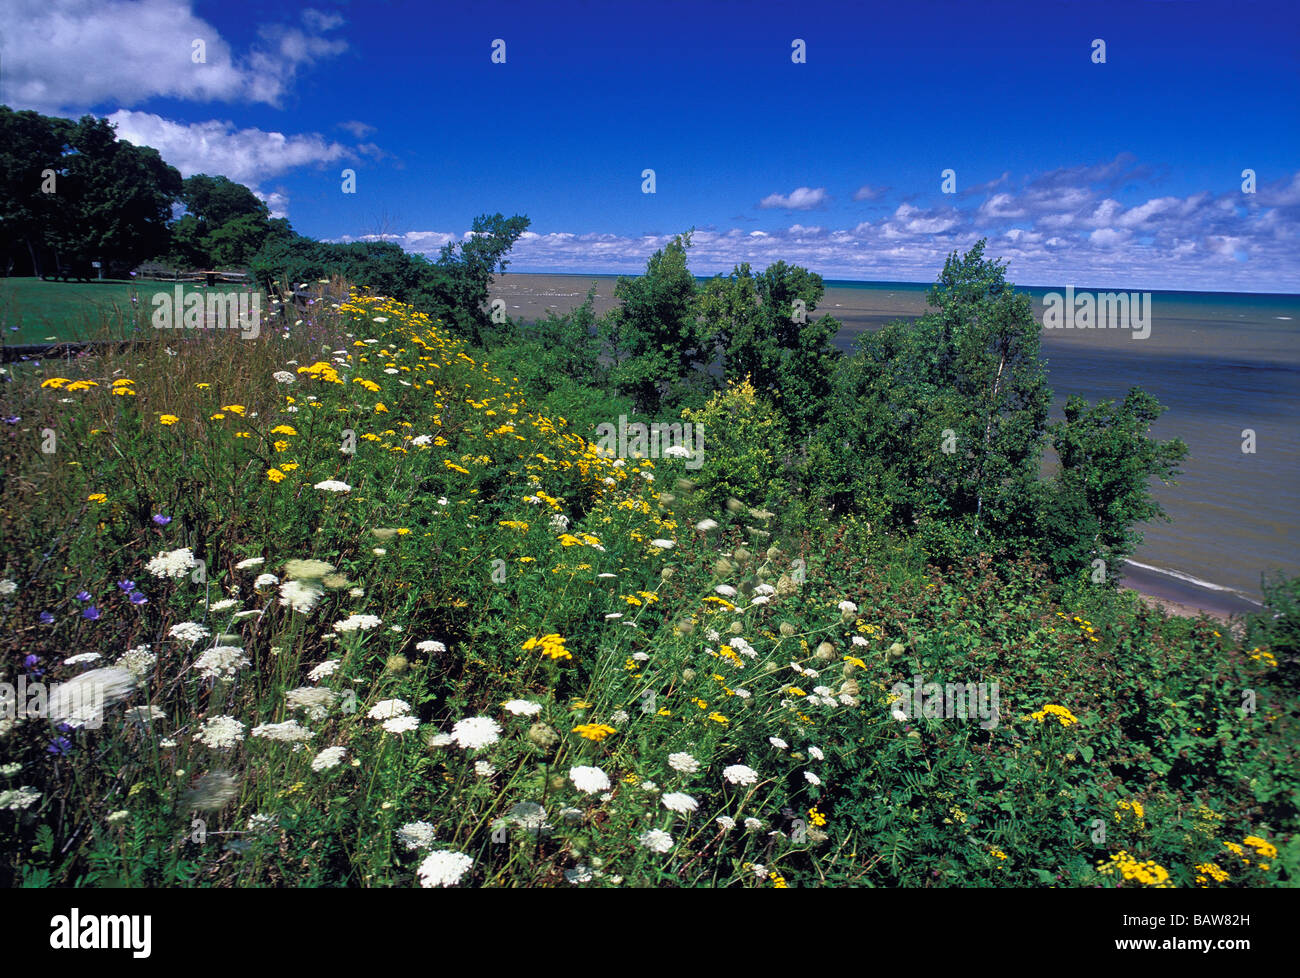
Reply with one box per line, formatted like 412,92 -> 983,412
758,187 -> 829,210
107,110 -> 352,184
1,0 -> 346,115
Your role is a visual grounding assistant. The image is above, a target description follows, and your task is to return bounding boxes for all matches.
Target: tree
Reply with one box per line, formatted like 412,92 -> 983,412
169,174 -> 276,268
43,115 -> 181,277
420,213 -> 531,344
1043,389 -> 1188,581
603,232 -> 702,413
809,240 -> 1187,582
0,107 -> 66,277
698,260 -> 841,437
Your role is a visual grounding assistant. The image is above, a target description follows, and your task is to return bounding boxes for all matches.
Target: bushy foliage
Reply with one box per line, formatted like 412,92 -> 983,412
680,378 -> 792,512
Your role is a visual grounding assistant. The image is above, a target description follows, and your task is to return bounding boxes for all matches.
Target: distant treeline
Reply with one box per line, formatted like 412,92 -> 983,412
0,105 -> 529,341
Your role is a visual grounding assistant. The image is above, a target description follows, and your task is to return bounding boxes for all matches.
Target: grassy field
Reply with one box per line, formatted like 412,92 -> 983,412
0,293 -> 1294,888
0,277 -> 262,347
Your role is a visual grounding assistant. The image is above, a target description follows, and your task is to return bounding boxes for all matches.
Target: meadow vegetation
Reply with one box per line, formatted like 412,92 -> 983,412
0,241 -> 1295,886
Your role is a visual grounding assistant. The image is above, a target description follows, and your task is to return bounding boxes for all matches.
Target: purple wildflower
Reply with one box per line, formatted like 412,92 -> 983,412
128,591 -> 147,605
39,611 -> 54,624
117,579 -> 135,592
82,606 -> 100,621
75,590 -> 92,602
152,514 -> 171,526
47,737 -> 72,756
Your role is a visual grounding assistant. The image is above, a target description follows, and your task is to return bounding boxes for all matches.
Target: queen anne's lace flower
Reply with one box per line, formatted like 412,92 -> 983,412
146,547 -> 201,579
194,646 -> 250,681
638,829 -> 674,853
661,792 -> 699,814
451,716 -> 501,749
569,765 -> 610,794
311,746 -> 346,771
417,850 -> 473,887
668,752 -> 700,774
196,715 -> 246,749
723,764 -> 759,786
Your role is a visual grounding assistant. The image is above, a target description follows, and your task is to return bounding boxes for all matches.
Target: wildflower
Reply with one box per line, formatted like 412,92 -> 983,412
286,686 -> 338,720
152,514 -> 172,526
569,765 -> 610,794
333,614 -> 382,633
63,653 -> 101,666
313,480 -> 351,492
450,716 -> 501,750
0,787 -> 42,811
397,821 -> 437,850
723,764 -> 759,786
311,746 -> 347,771
804,771 -> 822,786
116,646 -> 156,678
417,850 -> 473,887
48,668 -> 137,727
716,816 -> 736,830
307,660 -> 341,682
284,559 -> 335,579
234,557 -> 265,570
475,760 -> 496,777
279,579 -> 324,614
668,752 -> 700,774
87,493 -> 108,504
662,792 -> 699,814
416,640 -> 447,653
572,723 -> 616,742
168,621 -> 210,644
159,415 -> 180,425
146,547 -> 200,579
382,715 -> 420,734
196,715 -> 246,749
0,580 -> 16,596
367,699 -> 412,719
504,699 -> 541,716
251,720 -> 313,742
639,829 -> 674,853
194,646 -> 250,681
523,633 -> 571,661
769,736 -> 789,750
1028,704 -> 1079,727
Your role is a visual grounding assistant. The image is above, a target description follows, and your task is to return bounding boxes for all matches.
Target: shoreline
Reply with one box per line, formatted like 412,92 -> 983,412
1118,560 -> 1262,630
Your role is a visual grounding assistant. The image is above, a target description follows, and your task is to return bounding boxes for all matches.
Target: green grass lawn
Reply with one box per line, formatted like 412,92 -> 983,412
0,277 -> 260,346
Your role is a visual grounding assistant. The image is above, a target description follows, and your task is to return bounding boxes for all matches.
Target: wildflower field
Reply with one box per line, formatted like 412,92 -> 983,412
0,293 -> 1295,888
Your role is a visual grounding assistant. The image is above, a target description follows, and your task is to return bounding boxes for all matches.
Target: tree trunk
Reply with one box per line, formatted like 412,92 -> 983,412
972,346 -> 1008,540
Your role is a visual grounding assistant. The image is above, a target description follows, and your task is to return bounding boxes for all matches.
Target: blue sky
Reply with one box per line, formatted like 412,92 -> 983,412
4,0 -> 1299,290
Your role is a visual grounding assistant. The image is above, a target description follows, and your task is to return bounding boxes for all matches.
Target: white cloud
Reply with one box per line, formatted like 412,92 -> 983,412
1,0 -> 346,115
107,110 -> 351,184
758,187 -> 829,210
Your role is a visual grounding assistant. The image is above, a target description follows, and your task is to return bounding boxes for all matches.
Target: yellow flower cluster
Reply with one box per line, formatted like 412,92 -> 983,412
1248,647 -> 1278,667
1194,862 -> 1230,885
1096,851 -> 1172,887
1115,799 -> 1145,826
523,633 -> 571,661
1028,704 -> 1079,727
572,723 -> 616,742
